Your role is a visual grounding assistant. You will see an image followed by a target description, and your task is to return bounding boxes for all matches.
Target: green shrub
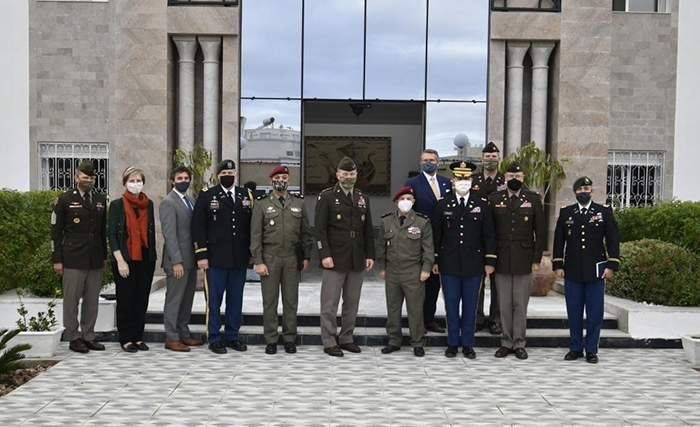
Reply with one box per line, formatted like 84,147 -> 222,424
606,239 -> 700,306
615,201 -> 700,254
0,190 -> 59,294
0,329 -> 30,375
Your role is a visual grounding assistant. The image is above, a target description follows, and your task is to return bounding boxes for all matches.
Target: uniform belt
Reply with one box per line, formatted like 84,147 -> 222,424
350,231 -> 356,238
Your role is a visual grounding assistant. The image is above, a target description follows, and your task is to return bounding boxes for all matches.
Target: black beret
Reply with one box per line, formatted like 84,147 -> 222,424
449,161 -> 477,178
217,159 -> 236,174
77,160 -> 96,177
573,176 -> 593,191
337,157 -> 357,172
505,161 -> 523,173
482,141 -> 500,154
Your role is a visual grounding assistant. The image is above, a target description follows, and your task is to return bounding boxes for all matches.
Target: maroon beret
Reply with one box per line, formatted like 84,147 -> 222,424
269,165 -> 289,178
393,186 -> 415,202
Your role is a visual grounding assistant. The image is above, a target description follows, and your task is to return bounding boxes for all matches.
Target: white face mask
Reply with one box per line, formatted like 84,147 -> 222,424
454,180 -> 472,195
397,199 -> 413,213
127,182 -> 143,195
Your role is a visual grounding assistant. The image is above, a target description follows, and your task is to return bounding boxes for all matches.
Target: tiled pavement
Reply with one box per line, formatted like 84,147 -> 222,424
1,344 -> 700,426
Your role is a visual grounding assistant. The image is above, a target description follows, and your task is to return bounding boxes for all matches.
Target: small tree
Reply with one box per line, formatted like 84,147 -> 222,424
172,143 -> 217,199
500,141 -> 571,201
0,329 -> 30,375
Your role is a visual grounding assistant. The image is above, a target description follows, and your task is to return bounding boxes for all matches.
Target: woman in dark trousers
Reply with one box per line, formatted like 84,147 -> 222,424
108,166 -> 157,352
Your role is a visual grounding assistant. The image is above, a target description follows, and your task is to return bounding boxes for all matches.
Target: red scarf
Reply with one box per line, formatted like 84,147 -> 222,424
122,191 -> 149,261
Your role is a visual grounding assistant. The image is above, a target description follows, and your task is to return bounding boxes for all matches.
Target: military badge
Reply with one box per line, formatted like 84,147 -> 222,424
95,202 -> 104,211
267,206 -> 275,212
270,220 -> 275,226
361,214 -> 365,221
497,184 -> 507,191
242,198 -> 250,207
470,207 -> 481,213
336,214 -> 342,220
358,196 -> 366,208
524,216 -> 529,222
50,212 -> 56,225
209,199 -> 219,211
317,241 -> 323,249
407,227 -> 421,235
521,201 -> 532,208
291,207 -> 301,213
73,218 -> 80,224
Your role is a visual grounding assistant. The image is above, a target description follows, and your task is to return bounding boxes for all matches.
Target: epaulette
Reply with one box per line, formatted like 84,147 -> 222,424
415,212 -> 428,219
291,193 -> 304,199
256,195 -> 265,200
525,189 -> 540,195
382,212 -> 393,218
319,187 -> 333,194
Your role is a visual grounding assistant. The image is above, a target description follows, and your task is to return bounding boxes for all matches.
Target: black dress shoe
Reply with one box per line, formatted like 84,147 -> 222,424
381,344 -> 401,354
413,347 -> 425,357
69,339 -> 89,353
489,323 -> 502,335
494,346 -> 511,358
324,345 -> 344,357
122,343 -> 138,353
586,353 -> 599,364
445,346 -> 458,358
564,350 -> 584,361
209,341 -> 227,354
513,347 -> 529,360
81,339 -> 105,351
475,322 -> 488,332
339,343 -> 361,353
425,322 -> 446,333
226,340 -> 248,352
265,343 -> 277,355
462,347 -> 477,359
133,342 -> 149,351
284,342 -> 297,354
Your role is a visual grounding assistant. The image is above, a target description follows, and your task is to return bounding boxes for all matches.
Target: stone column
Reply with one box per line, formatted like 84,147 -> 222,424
505,41 -> 530,155
199,36 -> 222,164
173,36 -> 198,154
529,42 -> 555,152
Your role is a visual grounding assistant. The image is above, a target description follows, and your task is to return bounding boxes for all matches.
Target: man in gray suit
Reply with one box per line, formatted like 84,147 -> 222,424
160,166 -> 204,352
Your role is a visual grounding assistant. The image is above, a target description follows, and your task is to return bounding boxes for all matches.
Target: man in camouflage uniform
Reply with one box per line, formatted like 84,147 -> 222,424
51,159 -> 107,353
377,186 -> 434,357
250,165 -> 313,355
315,157 -> 375,357
470,141 -> 506,335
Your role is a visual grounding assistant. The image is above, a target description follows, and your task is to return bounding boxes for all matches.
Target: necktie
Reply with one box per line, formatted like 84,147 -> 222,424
227,190 -> 233,201
460,197 -> 466,209
510,194 -> 518,208
83,192 -> 91,206
399,216 -> 405,227
581,207 -> 588,216
429,177 -> 440,200
485,177 -> 493,185
347,192 -> 353,204
183,196 -> 194,213
279,196 -> 284,207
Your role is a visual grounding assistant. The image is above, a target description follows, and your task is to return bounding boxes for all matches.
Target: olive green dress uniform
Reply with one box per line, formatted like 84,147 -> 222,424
51,187 -> 108,342
250,192 -> 313,345
377,210 -> 434,348
315,183 -> 375,348
488,188 -> 545,350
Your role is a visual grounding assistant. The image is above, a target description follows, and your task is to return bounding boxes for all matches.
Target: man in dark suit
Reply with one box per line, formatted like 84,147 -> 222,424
433,162 -> 497,359
470,141 -> 507,335
553,176 -> 620,364
405,148 -> 452,334
192,160 -> 254,354
489,162 -> 545,360
160,166 -> 204,352
51,159 -> 107,353
316,157 -> 375,357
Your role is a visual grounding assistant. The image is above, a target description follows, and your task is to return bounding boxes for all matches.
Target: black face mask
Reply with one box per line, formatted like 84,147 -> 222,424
507,178 -> 522,191
220,175 -> 235,189
576,192 -> 592,205
174,181 -> 190,193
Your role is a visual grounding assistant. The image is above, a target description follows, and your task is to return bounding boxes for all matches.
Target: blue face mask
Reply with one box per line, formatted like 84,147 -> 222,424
421,162 -> 437,174
174,181 -> 190,193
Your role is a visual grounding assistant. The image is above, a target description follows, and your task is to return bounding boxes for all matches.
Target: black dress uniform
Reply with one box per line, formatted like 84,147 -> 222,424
191,160 -> 254,351
553,176 -> 620,362
433,162 -> 497,357
470,144 -> 506,334
316,157 -> 375,355
488,166 -> 545,357
50,160 -> 107,351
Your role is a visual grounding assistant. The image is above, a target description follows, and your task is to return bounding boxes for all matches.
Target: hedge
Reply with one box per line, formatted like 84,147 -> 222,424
0,189 -> 112,297
606,239 -> 700,307
615,201 -> 700,254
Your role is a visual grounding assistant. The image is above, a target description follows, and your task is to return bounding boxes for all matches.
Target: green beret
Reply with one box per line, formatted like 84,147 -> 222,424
573,176 -> 592,191
217,159 -> 236,173
482,141 -> 500,154
337,157 -> 356,172
77,160 -> 96,177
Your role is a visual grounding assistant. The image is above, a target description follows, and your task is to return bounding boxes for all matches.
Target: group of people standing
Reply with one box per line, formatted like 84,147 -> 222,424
50,144 -> 619,363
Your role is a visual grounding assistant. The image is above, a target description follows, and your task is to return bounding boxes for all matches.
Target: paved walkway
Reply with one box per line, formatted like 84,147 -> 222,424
1,345 -> 699,426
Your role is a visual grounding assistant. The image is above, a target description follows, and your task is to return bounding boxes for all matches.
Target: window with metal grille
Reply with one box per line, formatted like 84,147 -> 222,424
606,151 -> 664,208
613,0 -> 669,12
39,142 -> 109,194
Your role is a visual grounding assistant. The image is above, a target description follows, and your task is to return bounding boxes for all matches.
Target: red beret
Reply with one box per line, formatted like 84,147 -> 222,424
269,165 -> 289,178
393,186 -> 415,202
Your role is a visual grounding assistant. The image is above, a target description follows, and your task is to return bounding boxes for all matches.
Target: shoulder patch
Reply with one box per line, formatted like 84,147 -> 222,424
382,212 -> 393,218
